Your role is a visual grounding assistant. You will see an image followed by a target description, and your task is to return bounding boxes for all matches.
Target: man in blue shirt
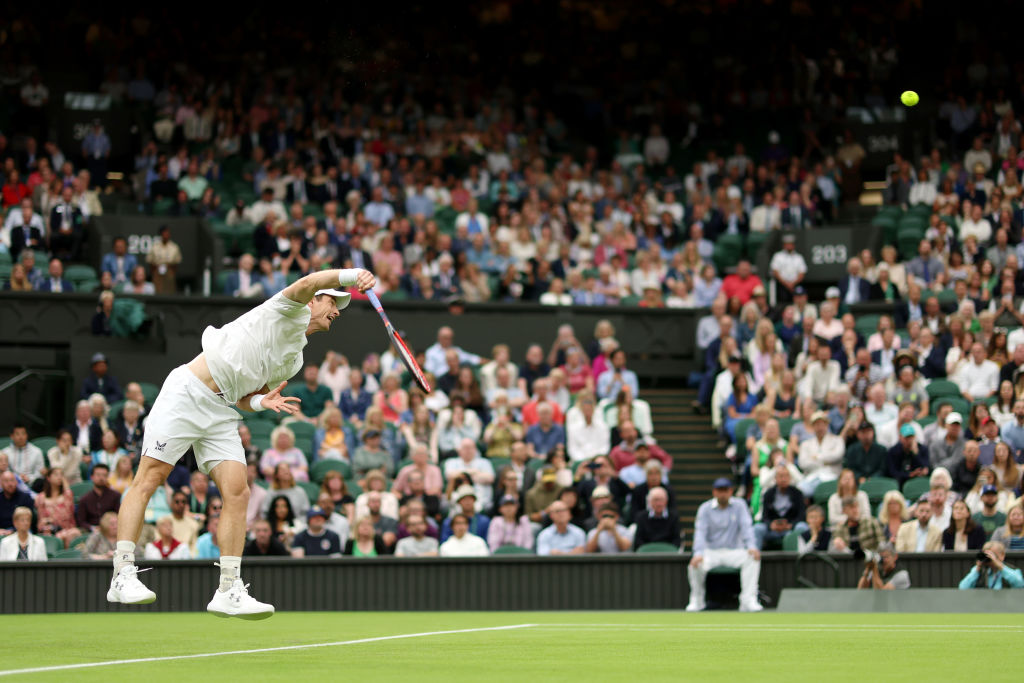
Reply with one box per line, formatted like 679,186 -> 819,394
596,349 -> 640,400
958,541 -> 1024,589
999,400 -> 1024,456
525,404 -> 565,458
536,501 -> 586,556
687,477 -> 762,612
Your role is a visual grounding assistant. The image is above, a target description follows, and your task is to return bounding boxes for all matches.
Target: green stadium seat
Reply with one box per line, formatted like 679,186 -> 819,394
53,549 -> 83,560
489,457 -> 512,473
31,436 -> 57,454
926,380 -> 960,400
71,481 -> 93,502
902,476 -> 931,502
69,535 -> 88,549
65,264 -> 98,285
41,534 -> 61,558
854,314 -> 881,339
861,477 -> 899,506
635,542 -> 680,553
745,232 -> 769,260
0,251 -> 10,266
778,418 -> 798,438
298,481 -> 322,505
782,530 -> 802,551
493,545 -> 534,555
917,415 -> 936,429
345,479 -> 363,497
138,382 -> 161,407
932,396 -> 969,417
74,279 -> 100,293
813,480 -> 838,506
733,418 -> 757,461
253,479 -> 269,489
246,421 -> 274,441
311,459 -> 352,483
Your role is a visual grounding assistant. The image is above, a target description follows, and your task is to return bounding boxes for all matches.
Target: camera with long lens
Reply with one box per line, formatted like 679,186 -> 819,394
976,550 -> 990,565
853,548 -> 880,565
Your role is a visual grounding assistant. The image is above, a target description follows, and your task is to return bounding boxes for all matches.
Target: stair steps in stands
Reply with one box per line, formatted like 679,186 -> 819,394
646,388 -> 732,541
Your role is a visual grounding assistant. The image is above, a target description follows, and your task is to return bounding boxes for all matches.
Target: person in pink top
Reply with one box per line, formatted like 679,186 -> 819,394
720,260 -> 764,305
391,442 -> 443,497
608,421 -> 673,472
258,426 -> 309,482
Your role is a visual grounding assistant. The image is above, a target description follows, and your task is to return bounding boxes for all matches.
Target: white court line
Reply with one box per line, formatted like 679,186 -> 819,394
532,626 -> 1011,633
532,626 -> 1019,630
0,624 -> 536,678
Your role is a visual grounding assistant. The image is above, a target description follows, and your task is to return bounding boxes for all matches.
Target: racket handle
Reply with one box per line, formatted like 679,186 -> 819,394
365,289 -> 390,325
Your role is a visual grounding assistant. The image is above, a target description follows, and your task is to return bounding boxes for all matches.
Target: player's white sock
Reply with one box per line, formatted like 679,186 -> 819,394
218,556 -> 242,592
113,541 -> 136,574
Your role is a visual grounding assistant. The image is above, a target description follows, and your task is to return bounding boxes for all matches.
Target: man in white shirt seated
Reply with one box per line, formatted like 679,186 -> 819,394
424,326 -> 483,378
223,253 -> 264,298
565,393 -> 610,462
956,342 -> 1000,401
864,383 -> 899,428
796,411 -> 845,497
801,342 -> 841,404
535,501 -> 586,556
876,402 -> 924,449
438,513 -> 490,557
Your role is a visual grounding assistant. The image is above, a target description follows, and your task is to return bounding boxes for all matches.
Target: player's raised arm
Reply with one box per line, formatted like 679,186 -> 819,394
282,268 -> 376,305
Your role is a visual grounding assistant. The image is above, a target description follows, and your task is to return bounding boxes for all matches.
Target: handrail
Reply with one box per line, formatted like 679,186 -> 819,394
795,551 -> 842,588
0,368 -> 71,395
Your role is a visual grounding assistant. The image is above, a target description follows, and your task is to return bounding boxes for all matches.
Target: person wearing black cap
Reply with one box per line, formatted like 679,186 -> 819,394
844,421 -> 888,483
687,477 -> 762,612
769,232 -> 806,305
81,352 -> 123,404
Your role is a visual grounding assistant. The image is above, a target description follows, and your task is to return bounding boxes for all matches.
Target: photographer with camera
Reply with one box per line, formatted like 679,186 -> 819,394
958,540 -> 1024,589
857,542 -> 911,590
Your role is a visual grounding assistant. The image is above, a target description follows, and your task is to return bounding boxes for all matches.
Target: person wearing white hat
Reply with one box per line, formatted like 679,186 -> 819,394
796,411 -> 845,498
106,266 -> 375,618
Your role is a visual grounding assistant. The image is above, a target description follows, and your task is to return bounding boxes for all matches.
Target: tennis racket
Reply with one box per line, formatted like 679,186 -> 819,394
365,290 -> 432,394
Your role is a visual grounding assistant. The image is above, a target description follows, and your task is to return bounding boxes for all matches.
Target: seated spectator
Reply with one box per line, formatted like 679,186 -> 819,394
259,426 -> 309,482
434,402 -> 483,460
265,494 -> 303,548
34,468 -> 81,548
288,364 -> 334,424
260,463 -> 310,519
352,429 -> 393,479
0,506 -> 46,561
929,412 -> 966,472
973,484 -> 1008,538
108,454 -> 135,495
84,510 -> 122,560
863,383 -> 899,430
856,543 -> 911,589
801,342 -> 841,404
584,502 -> 633,554
565,393 -> 609,464
609,420 -> 672,472
362,490 -> 399,549
600,385 -> 654,437
195,516 -> 221,559
486,494 -> 533,552
520,379 -> 564,427
344,515 -> 389,557
315,407 -> 348,462
830,496 -> 885,553
392,443 -> 444,497
877,402 -> 923,450
243,519 -> 291,557
796,411 -> 844,497
799,504 -> 831,552
596,349 -> 640,401
439,513 -> 490,557
753,465 -> 808,550
101,236 -> 138,287
942,499 -> 987,551
319,471 -> 355,520
633,486 -> 681,549
144,515 -> 193,559
536,501 -> 586,556
355,470 -> 400,520
885,424 -> 930,485
394,514 -> 440,557
991,506 -> 1024,551
958,540 -> 1024,589
828,469 -> 872,527
878,490 -> 909,543
441,485 -> 490,542
113,400 -> 144,458
619,447 -> 669,490
524,403 -> 566,458
844,421 -> 887,483
955,342 -> 1000,401
90,429 -> 127,472
291,506 -> 343,557
895,498 -> 942,552
2,423 -> 45,488
80,353 -> 123,405
442,438 -> 495,511
339,369 -> 373,427
74,464 -> 120,531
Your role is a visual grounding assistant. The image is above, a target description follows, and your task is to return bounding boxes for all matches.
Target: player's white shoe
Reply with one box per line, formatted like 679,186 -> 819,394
207,579 -> 275,620
739,600 -> 764,612
106,565 -> 157,605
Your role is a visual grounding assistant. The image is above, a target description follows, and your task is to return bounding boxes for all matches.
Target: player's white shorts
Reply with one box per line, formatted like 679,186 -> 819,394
140,365 -> 245,475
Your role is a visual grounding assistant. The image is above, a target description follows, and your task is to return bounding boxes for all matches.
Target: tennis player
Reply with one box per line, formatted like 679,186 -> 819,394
106,267 -> 375,618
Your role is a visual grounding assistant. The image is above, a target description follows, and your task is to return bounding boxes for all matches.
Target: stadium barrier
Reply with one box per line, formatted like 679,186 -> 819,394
2,552 -> 1013,613
777,588 -> 1024,613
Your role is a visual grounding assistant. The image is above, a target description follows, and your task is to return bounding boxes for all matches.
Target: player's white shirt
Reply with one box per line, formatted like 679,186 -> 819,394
202,292 -> 310,404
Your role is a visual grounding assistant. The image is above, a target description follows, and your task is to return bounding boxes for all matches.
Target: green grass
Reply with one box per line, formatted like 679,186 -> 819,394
2,611 -> 1019,681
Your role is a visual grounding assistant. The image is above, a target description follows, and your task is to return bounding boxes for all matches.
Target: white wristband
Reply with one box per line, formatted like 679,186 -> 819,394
338,269 -> 360,287
249,394 -> 267,412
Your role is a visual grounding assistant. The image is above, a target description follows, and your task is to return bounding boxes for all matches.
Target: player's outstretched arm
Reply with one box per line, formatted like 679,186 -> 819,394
237,382 -> 302,415
282,268 -> 376,305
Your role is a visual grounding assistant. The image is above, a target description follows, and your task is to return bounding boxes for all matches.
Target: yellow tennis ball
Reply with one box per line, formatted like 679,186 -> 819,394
901,91 -> 919,107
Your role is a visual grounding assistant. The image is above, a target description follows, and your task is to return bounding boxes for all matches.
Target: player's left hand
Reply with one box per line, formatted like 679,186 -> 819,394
355,269 -> 376,293
262,381 -> 302,415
